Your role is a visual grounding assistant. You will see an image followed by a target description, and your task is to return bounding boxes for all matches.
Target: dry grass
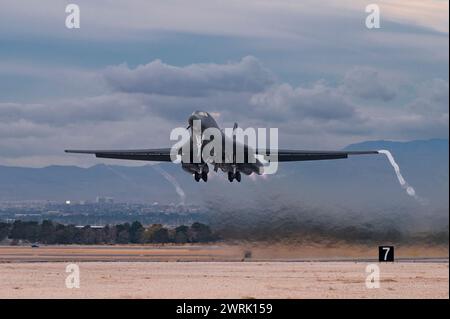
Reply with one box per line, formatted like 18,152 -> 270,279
0,261 -> 448,298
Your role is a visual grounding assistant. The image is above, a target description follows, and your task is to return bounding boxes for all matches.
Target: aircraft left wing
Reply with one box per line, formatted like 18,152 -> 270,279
259,149 -> 379,162
65,148 -> 173,162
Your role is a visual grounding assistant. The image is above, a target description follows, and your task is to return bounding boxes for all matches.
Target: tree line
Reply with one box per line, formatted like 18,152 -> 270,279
0,220 -> 218,245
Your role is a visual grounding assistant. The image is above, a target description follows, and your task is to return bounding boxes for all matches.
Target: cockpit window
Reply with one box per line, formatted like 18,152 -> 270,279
193,111 -> 209,117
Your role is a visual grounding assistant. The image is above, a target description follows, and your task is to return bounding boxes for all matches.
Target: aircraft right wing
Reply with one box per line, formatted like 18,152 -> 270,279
259,149 -> 379,162
65,148 -> 173,162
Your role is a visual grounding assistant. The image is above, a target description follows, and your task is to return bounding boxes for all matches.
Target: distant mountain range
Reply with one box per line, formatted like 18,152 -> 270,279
0,139 -> 448,209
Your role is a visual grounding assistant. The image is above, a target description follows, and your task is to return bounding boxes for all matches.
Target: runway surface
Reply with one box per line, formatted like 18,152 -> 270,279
0,244 -> 447,263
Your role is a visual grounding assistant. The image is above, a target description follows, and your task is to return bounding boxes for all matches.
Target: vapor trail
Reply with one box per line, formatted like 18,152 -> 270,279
153,165 -> 186,205
378,150 -> 424,203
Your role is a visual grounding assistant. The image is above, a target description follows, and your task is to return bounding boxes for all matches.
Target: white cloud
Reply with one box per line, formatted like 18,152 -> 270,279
408,79 -> 449,115
103,56 -> 275,96
340,66 -> 396,101
250,82 -> 359,120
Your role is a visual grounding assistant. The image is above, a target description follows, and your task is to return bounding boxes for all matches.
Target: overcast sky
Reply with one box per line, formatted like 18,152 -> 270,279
0,0 -> 448,167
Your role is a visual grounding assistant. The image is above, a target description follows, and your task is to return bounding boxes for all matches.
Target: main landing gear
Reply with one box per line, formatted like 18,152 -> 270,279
228,171 -> 241,182
194,171 -> 208,182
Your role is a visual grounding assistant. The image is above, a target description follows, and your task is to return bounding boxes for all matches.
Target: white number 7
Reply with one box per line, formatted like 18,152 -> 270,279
382,247 -> 390,260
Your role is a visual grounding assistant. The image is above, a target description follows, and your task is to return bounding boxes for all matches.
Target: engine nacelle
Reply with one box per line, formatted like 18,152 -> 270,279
182,162 -> 209,182
181,163 -> 209,174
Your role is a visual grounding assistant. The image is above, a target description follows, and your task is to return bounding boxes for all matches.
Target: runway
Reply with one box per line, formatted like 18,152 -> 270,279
0,244 -> 447,263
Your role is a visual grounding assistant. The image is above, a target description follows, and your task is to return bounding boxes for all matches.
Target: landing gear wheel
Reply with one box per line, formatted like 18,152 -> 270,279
194,172 -> 200,182
228,172 -> 234,182
235,171 -> 241,182
201,171 -> 208,182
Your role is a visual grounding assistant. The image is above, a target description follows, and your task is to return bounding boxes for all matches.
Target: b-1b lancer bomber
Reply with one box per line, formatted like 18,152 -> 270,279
65,111 -> 379,182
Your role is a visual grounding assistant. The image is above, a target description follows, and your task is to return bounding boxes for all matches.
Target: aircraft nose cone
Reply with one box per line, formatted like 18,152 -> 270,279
188,115 -> 197,127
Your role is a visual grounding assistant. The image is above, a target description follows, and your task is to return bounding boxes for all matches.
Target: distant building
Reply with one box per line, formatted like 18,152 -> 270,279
75,225 -> 105,229
46,210 -> 60,215
96,196 -> 114,204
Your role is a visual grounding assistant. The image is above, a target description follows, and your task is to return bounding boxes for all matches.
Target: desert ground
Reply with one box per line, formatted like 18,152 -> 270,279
0,244 -> 448,298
